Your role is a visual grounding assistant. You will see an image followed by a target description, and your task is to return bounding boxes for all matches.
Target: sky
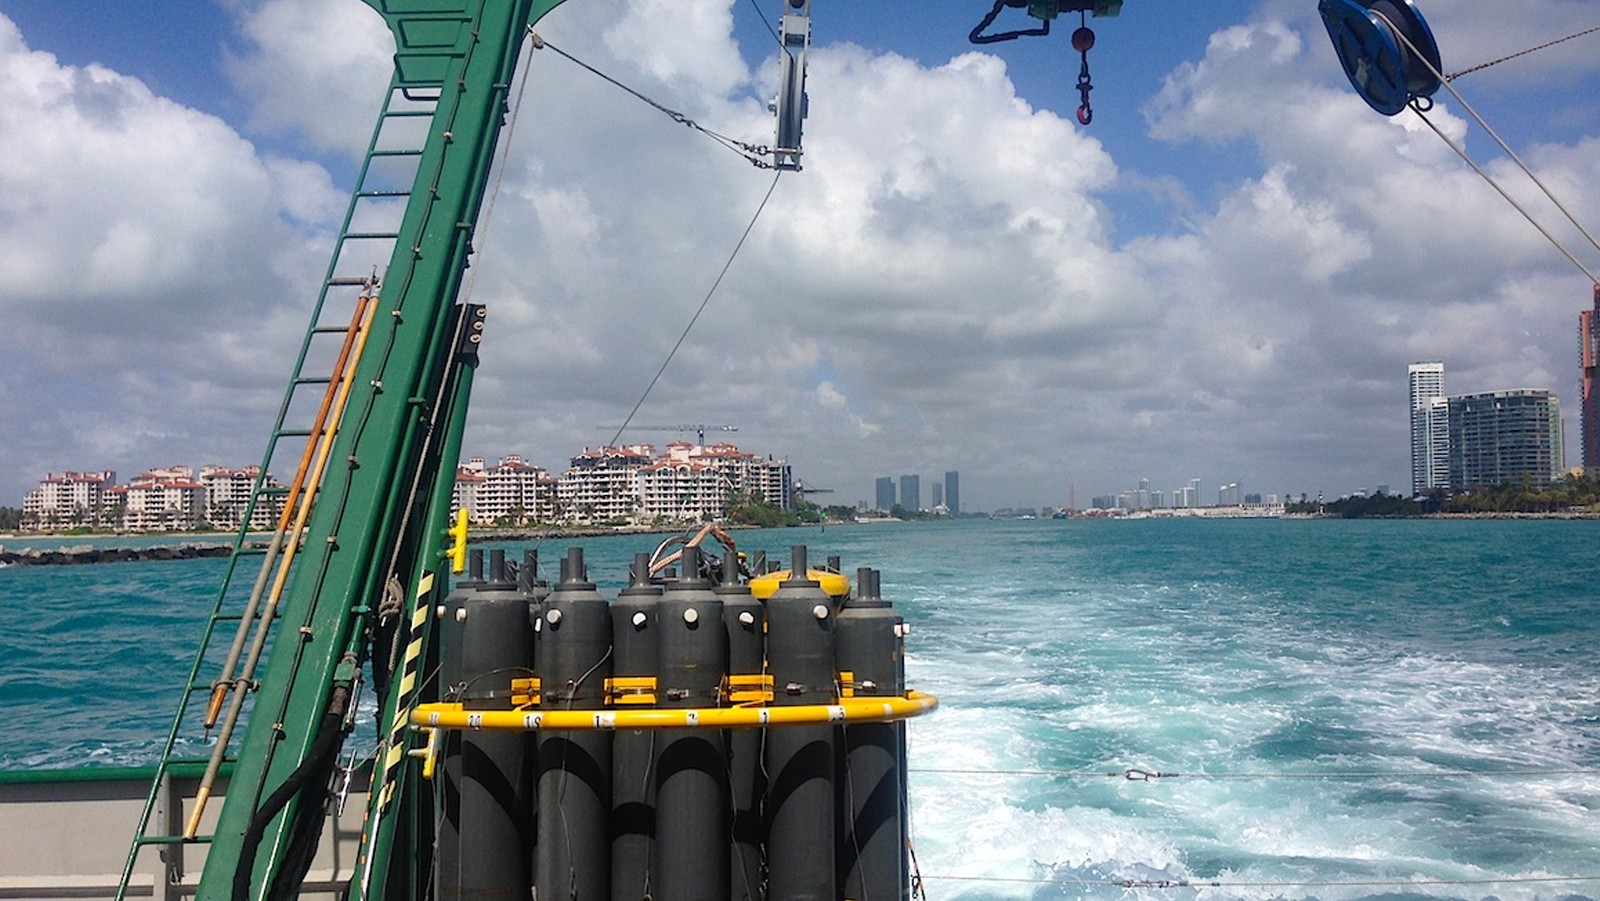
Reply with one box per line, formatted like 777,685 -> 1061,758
1,0 -> 1599,512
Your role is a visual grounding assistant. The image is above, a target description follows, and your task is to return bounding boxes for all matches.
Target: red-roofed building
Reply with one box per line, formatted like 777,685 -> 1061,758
122,467 -> 208,532
21,471 -> 118,530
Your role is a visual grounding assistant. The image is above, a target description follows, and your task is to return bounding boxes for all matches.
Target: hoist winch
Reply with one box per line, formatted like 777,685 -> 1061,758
969,0 -> 1124,125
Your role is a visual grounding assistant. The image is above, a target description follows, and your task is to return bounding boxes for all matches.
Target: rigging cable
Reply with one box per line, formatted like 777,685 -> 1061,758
530,32 -> 778,168
912,764 -> 1600,780
606,170 -> 784,448
744,0 -> 788,55
1370,7 -> 1600,286
927,872 -> 1600,891
1445,24 -> 1600,82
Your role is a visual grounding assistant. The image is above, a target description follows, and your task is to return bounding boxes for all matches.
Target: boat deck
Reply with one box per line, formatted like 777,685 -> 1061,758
0,765 -> 366,901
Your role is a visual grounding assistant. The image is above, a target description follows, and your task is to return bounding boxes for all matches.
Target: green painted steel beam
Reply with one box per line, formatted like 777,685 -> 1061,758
197,2 -> 572,898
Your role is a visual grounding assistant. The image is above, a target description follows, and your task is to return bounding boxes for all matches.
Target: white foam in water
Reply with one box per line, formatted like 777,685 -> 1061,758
893,522 -> 1600,901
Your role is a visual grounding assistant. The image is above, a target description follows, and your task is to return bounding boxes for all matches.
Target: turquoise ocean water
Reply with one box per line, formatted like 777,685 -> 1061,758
1,518 -> 1596,900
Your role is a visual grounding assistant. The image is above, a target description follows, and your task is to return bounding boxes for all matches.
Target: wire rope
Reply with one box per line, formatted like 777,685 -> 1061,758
1369,8 -> 1600,285
530,31 -> 778,168
912,764 -> 1600,780
926,872 -> 1600,890
605,170 -> 784,448
1445,24 -> 1600,82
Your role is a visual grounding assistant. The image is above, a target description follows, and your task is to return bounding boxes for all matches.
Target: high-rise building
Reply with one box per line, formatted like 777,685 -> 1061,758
899,474 -> 921,512
1447,390 -> 1565,489
1581,285 -> 1599,472
1181,478 -> 1201,508
931,482 -> 944,509
1409,362 -> 1448,494
944,470 -> 960,516
874,476 -> 895,512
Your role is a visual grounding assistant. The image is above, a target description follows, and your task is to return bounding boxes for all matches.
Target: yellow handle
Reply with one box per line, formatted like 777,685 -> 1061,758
446,509 -> 469,573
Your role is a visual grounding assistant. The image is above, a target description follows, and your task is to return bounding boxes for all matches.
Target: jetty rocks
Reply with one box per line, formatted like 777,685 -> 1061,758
0,543 -> 238,566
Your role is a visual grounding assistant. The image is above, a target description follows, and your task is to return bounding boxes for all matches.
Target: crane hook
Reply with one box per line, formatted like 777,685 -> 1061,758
1073,21 -> 1095,125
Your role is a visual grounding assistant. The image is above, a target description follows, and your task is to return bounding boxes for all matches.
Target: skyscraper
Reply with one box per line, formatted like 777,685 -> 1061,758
944,470 -> 960,516
1448,390 -> 1565,489
874,477 -> 895,512
899,474 -> 921,512
1409,362 -> 1448,494
1581,285 -> 1599,472
931,482 -> 944,509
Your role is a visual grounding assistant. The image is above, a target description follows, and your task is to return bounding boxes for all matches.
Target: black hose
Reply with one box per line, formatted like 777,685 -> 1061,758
232,683 -> 351,901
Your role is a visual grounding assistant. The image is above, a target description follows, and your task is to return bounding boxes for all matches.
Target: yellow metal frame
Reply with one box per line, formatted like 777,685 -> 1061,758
411,691 -> 936,737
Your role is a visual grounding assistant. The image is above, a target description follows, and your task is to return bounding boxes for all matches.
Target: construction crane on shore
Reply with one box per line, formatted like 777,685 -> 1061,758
597,423 -> 738,447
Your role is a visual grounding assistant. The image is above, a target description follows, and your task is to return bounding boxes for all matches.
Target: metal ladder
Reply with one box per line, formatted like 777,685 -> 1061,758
114,66 -> 445,901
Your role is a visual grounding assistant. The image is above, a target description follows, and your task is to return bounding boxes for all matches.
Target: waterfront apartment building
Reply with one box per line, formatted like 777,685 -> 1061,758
118,467 -> 208,532
899,474 -> 921,512
1447,390 -> 1565,489
1407,363 -> 1567,492
21,464 -> 285,532
1582,286 -> 1599,472
453,455 -> 556,526
1409,362 -> 1449,495
874,477 -> 895,512
1218,483 -> 1243,507
22,471 -> 118,530
199,465 -> 284,531
944,470 -> 960,516
452,442 -> 795,527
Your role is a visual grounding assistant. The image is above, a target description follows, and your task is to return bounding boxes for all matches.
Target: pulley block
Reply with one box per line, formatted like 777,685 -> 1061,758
1319,0 -> 1442,116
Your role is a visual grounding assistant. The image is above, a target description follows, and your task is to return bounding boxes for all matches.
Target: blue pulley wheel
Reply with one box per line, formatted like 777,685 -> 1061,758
1319,0 -> 1442,116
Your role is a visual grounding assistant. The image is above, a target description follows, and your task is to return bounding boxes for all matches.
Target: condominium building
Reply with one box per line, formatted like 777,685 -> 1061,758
1409,362 -> 1448,494
199,465 -> 283,531
119,467 -> 208,532
1581,286 -> 1599,472
21,471 -> 117,530
874,477 -> 895,512
944,470 -> 960,516
899,474 -> 920,512
454,455 -> 556,526
22,464 -> 285,532
556,445 -> 654,525
1447,390 -> 1565,489
535,442 -> 792,526
1218,483 -> 1242,507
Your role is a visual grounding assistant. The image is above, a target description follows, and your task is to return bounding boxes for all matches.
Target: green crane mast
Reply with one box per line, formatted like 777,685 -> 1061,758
197,2 -> 572,898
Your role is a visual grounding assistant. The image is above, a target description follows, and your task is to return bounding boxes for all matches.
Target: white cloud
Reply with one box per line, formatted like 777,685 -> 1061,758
221,0 -> 392,155
3,1 -> 1597,509
0,12 -> 338,495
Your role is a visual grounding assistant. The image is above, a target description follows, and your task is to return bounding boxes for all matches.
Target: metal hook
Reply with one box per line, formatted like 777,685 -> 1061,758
1073,16 -> 1095,125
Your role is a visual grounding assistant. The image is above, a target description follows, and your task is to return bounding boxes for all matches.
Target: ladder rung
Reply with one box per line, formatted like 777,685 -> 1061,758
343,231 -> 400,240
294,376 -> 333,386
357,189 -> 413,198
311,324 -> 353,334
370,149 -> 424,158
259,485 -> 292,495
135,834 -> 212,846
277,428 -> 314,438
382,109 -> 437,119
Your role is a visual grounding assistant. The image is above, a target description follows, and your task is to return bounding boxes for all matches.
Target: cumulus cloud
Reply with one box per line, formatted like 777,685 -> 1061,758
3,0 -> 1597,509
0,13 -> 337,492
